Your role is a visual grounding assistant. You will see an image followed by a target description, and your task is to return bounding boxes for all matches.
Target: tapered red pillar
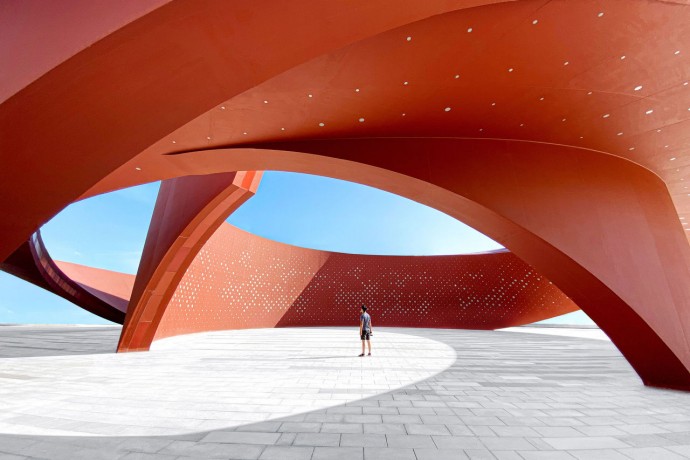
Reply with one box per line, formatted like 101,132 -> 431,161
117,171 -> 261,352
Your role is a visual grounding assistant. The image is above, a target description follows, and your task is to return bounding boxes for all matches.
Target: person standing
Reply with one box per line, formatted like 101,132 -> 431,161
359,304 -> 372,357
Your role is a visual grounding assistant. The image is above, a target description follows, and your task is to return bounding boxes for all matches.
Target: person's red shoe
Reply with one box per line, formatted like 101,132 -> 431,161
358,353 -> 364,357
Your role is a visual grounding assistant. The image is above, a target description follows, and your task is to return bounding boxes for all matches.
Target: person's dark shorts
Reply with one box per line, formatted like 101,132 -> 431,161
361,330 -> 371,340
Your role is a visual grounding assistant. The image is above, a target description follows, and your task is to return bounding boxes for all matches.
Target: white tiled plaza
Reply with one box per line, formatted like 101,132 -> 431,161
0,326 -> 689,459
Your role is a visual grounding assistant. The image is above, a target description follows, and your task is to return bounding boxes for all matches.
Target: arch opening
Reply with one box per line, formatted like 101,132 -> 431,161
227,170 -> 504,256
113,142 -> 690,390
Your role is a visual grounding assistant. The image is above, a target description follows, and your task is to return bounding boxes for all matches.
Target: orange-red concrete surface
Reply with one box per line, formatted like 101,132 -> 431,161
2,0 -> 690,389
0,0 -> 170,104
119,171 -> 261,351
154,223 -> 577,342
55,261 -> 134,314
0,232 -> 127,323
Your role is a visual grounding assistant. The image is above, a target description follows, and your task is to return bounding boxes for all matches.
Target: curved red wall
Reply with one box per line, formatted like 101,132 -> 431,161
154,223 -> 577,341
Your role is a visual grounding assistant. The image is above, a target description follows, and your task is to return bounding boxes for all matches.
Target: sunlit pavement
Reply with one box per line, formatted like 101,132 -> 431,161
0,326 -> 689,459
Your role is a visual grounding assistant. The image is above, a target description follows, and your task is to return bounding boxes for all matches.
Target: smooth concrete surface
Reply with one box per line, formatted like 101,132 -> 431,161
0,326 -> 689,459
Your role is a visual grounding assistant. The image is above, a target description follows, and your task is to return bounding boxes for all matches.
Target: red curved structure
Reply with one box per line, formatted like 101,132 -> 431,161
155,223 -> 577,341
2,0 -> 690,389
0,231 -> 128,323
119,171 -> 261,351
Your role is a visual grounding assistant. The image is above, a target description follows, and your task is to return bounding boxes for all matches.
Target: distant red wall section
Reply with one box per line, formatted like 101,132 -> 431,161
154,223 -> 577,341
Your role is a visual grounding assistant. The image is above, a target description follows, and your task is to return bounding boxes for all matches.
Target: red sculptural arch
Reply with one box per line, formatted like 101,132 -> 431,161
2,0 -> 690,391
107,142 -> 690,390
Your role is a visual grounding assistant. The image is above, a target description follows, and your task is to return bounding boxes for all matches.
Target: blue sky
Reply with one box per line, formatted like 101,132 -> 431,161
0,171 -> 592,326
229,173 -> 504,256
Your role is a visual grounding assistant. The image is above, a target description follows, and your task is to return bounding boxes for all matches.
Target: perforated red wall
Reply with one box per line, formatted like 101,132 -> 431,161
154,223 -> 577,341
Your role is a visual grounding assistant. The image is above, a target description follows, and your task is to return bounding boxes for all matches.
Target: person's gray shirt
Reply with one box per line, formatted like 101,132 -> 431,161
360,312 -> 371,332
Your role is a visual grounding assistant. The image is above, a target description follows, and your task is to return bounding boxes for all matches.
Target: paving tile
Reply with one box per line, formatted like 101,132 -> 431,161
381,415 -> 421,424
120,453 -> 178,460
200,431 -> 281,445
236,422 -> 283,432
525,437 -> 553,451
574,426 -> 627,437
405,423 -> 450,435
462,416 -> 505,426
568,449 -> 630,460
617,424 -> 669,435
363,424 -> 406,435
436,413 -> 471,422
363,447 -> 416,460
615,434 -> 674,448
344,415 -> 382,424
277,433 -> 297,445
259,446 -> 314,460
362,407 -> 398,415
340,434 -> 388,447
312,446 -> 364,460
617,446 -> 687,459
464,449 -> 499,460
490,426 -> 540,437
580,417 -> 621,426
279,422 -> 322,433
447,424 -> 475,436
494,452 -> 522,460
518,452 -> 576,459
321,423 -> 363,434
540,418 -> 585,427
543,437 -> 630,450
480,437 -> 535,450
384,434 -> 435,448
414,448 -> 469,460
533,427 -> 583,437
433,436 -> 485,449
471,426 -> 498,437
327,407 -> 363,415
340,434 -> 387,447
158,441 -> 263,459
113,438 -> 173,453
276,414 -> 309,422
499,417 -> 545,427
305,414 -> 346,423
293,433 -> 341,447
399,407 -> 437,415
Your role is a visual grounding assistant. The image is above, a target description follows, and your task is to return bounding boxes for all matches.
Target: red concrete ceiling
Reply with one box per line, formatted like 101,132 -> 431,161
0,0 -> 171,104
2,0 -> 511,261
90,0 -> 690,218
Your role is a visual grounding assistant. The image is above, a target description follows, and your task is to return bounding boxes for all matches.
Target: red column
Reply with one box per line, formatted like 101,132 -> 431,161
117,171 -> 261,352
